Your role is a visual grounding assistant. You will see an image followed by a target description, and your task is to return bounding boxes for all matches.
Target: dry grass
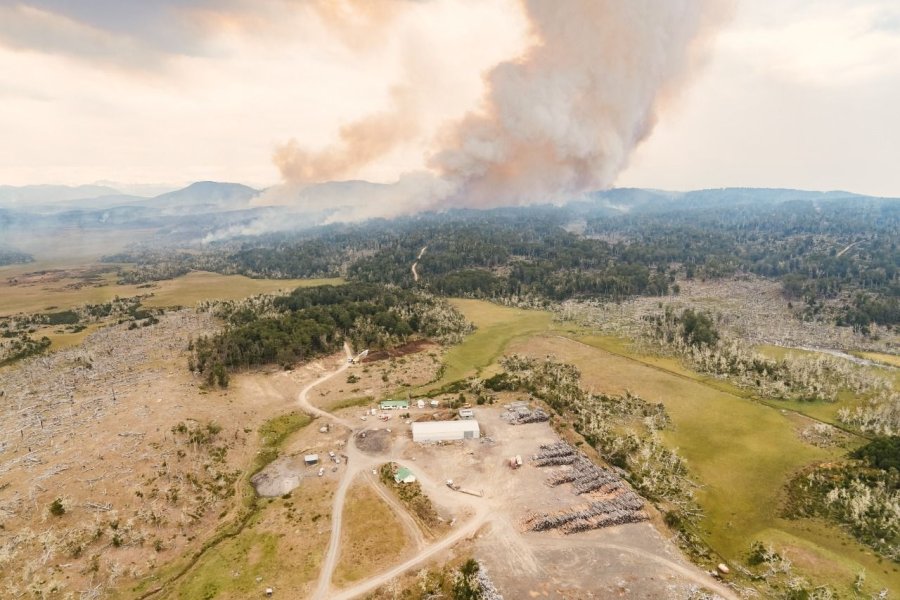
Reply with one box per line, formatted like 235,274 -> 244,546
0,265 -> 341,316
333,477 -> 411,587
858,351 -> 900,368
140,272 -> 343,309
161,476 -> 337,600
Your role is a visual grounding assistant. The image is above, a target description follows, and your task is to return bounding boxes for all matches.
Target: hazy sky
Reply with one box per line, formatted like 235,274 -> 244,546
1,0 -> 898,197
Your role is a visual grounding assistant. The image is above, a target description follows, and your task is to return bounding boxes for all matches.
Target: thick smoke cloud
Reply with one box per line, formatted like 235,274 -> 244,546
274,0 -> 730,217
432,0 -> 729,207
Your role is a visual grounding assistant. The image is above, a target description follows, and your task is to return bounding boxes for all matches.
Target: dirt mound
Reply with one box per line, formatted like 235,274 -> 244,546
414,410 -> 456,422
361,339 -> 434,363
356,429 -> 392,454
251,456 -> 305,497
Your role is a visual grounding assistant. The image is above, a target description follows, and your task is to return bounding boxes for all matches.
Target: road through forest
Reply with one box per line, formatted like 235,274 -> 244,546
411,245 -> 427,282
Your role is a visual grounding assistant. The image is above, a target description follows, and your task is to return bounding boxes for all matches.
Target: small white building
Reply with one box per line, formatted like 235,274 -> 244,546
304,454 -> 319,465
412,420 -> 480,443
416,399 -> 426,409
458,408 -> 474,419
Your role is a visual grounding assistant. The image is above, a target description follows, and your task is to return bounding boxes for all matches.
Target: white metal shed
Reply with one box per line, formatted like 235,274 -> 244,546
412,420 -> 480,443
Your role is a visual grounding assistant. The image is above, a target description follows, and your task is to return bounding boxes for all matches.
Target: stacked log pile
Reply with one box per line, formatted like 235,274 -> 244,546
532,441 -> 578,466
527,441 -> 648,534
514,408 -> 549,424
501,403 -> 550,425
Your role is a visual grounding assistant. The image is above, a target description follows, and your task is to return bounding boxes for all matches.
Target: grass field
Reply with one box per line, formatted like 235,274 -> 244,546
324,395 -> 375,412
508,333 -> 897,592
858,351 -> 900,368
163,485 -> 334,600
39,324 -> 100,351
333,478 -> 411,587
0,268 -> 342,316
418,300 -> 558,391
140,272 -> 343,309
755,344 -> 820,361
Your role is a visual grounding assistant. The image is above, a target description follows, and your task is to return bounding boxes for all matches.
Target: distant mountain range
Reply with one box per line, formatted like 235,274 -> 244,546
0,184 -> 126,206
0,180 -> 895,243
0,181 -> 260,214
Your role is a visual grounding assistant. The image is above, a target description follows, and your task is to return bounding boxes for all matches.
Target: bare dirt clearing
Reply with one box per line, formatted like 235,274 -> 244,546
355,429 -> 393,455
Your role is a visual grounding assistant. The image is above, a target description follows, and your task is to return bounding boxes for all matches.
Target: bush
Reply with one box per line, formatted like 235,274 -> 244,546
49,498 -> 65,516
44,310 -> 80,325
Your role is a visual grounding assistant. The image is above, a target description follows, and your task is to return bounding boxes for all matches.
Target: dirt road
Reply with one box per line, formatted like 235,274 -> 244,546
307,338 -> 490,600
296,342 -> 354,429
411,245 -> 427,282
836,241 -> 859,257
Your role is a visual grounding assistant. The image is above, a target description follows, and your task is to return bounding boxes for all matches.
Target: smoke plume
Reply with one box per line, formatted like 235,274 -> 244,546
273,85 -> 421,184
273,0 -> 730,217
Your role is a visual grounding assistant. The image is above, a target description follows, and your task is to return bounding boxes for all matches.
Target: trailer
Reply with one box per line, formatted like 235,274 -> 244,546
446,479 -> 484,498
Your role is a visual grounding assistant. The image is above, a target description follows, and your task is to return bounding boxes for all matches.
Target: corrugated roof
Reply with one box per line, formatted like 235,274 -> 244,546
411,420 -> 480,433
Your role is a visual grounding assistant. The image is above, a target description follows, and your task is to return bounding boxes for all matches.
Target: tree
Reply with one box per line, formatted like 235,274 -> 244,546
453,559 -> 481,600
680,309 -> 719,347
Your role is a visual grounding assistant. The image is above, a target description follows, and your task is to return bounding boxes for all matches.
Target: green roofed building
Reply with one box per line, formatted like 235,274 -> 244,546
380,399 -> 409,410
394,467 -> 416,484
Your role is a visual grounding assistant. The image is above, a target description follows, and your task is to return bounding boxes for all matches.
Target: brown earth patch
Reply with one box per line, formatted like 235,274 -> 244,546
361,339 -> 436,363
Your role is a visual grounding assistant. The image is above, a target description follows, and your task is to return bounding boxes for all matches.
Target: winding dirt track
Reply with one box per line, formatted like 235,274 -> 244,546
411,245 -> 427,282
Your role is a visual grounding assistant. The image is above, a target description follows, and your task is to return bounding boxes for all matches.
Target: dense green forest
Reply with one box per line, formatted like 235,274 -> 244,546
104,192 -> 899,330
189,283 -> 471,386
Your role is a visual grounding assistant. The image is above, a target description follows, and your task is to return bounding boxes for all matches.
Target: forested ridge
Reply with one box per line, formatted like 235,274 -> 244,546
106,191 -> 899,330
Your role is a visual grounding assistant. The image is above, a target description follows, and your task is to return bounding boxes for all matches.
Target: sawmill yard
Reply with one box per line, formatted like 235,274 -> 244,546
1,258 -> 898,599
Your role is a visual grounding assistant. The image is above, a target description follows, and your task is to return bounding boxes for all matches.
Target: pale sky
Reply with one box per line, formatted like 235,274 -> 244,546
1,0 -> 898,197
